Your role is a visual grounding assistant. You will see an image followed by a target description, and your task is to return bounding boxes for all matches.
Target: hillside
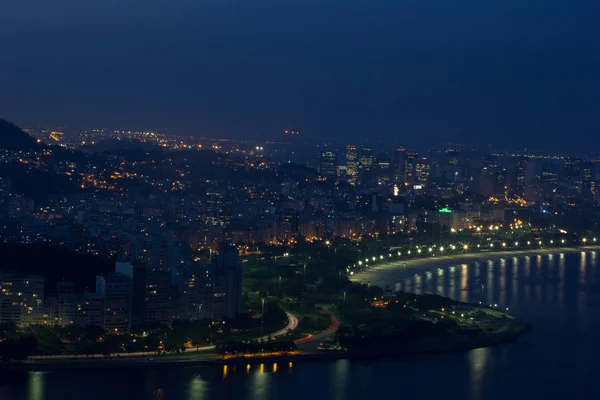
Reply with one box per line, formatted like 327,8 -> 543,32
0,243 -> 113,293
0,119 -> 42,151
0,119 -> 87,201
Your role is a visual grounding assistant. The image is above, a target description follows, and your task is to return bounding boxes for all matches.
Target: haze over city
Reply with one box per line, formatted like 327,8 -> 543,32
2,0 -> 600,151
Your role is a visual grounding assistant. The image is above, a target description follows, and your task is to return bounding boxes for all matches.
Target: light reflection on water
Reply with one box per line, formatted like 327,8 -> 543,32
468,347 -> 490,400
27,372 -> 43,400
11,251 -> 600,400
188,375 -> 206,400
331,359 -> 349,400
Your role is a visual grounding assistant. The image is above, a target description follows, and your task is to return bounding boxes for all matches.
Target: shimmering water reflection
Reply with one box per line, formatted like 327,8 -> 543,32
3,251 -> 600,400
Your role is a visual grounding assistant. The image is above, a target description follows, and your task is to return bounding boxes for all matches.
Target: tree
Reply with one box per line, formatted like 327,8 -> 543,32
0,336 -> 38,361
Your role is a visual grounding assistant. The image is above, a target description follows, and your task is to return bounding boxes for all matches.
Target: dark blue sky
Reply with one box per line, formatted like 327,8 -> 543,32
1,0 -> 599,151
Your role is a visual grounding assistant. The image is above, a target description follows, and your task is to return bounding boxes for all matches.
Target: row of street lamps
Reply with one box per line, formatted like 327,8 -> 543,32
346,236 -> 598,274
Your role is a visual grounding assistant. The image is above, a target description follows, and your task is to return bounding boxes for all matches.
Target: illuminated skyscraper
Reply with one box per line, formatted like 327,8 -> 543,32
404,152 -> 418,184
582,161 -> 593,200
359,146 -> 373,169
319,150 -> 338,178
0,273 -> 44,326
515,157 -> 536,199
205,191 -> 232,227
564,157 -> 582,185
515,157 -> 528,197
345,145 -> 358,183
415,158 -> 430,184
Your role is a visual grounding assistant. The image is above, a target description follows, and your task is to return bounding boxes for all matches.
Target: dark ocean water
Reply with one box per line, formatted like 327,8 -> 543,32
2,250 -> 600,400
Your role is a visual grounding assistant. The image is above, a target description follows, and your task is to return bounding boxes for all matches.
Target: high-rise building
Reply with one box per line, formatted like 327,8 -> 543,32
219,243 -> 243,319
115,261 -> 147,324
57,282 -> 75,326
205,191 -> 225,226
345,145 -> 358,184
564,157 -> 582,183
210,244 -> 243,320
415,159 -> 430,185
278,210 -> 299,239
96,273 -> 132,334
359,146 -> 373,169
143,270 -> 173,324
0,273 -> 44,326
515,157 -> 528,197
75,291 -> 104,328
403,152 -> 418,184
0,177 -> 11,204
542,162 -> 558,186
446,149 -> 460,166
178,265 -> 207,321
392,148 -> 406,186
319,150 -> 338,178
582,161 -> 593,200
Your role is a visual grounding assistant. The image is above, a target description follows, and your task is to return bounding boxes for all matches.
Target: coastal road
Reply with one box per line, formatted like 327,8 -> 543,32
352,245 -> 600,287
294,311 -> 340,345
257,311 -> 298,342
29,311 -> 299,361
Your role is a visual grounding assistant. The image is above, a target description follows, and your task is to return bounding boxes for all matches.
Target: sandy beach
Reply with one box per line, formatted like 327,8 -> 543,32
351,245 -> 600,287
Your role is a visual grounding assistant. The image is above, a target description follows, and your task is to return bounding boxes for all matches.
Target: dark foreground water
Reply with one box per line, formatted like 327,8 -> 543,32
3,250 -> 600,400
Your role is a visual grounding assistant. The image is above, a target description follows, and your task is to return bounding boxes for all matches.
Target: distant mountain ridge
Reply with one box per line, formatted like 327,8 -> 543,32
0,119 -> 85,202
0,119 -> 42,151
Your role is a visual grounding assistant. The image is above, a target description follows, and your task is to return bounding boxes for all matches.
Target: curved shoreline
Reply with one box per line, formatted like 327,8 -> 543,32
351,245 -> 600,287
1,322 -> 530,372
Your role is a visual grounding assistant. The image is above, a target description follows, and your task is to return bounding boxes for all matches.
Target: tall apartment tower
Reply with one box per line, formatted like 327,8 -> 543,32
96,273 -> 132,334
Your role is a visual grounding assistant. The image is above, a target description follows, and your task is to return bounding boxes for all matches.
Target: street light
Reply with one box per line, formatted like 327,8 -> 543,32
515,242 -> 519,246
417,249 -> 422,254
260,298 -> 265,341
439,247 -> 444,252
342,291 -> 347,321
463,244 -> 468,251
502,242 -> 507,247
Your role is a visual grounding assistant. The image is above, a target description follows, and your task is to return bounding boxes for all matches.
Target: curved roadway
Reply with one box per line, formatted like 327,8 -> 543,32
29,311 -> 299,360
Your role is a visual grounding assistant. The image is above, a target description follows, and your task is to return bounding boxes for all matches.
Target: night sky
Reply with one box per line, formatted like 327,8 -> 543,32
2,0 -> 600,151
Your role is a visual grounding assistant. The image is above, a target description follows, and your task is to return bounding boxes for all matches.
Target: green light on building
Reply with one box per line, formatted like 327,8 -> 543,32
438,207 -> 453,213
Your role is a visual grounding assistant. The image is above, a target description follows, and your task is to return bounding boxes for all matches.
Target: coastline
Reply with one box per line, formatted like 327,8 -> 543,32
2,246 -> 573,372
351,245 -> 600,287
1,320 -> 530,372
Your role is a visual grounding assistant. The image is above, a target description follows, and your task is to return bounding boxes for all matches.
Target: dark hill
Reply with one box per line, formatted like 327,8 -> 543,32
0,119 -> 41,151
0,244 -> 113,294
0,119 -> 88,202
